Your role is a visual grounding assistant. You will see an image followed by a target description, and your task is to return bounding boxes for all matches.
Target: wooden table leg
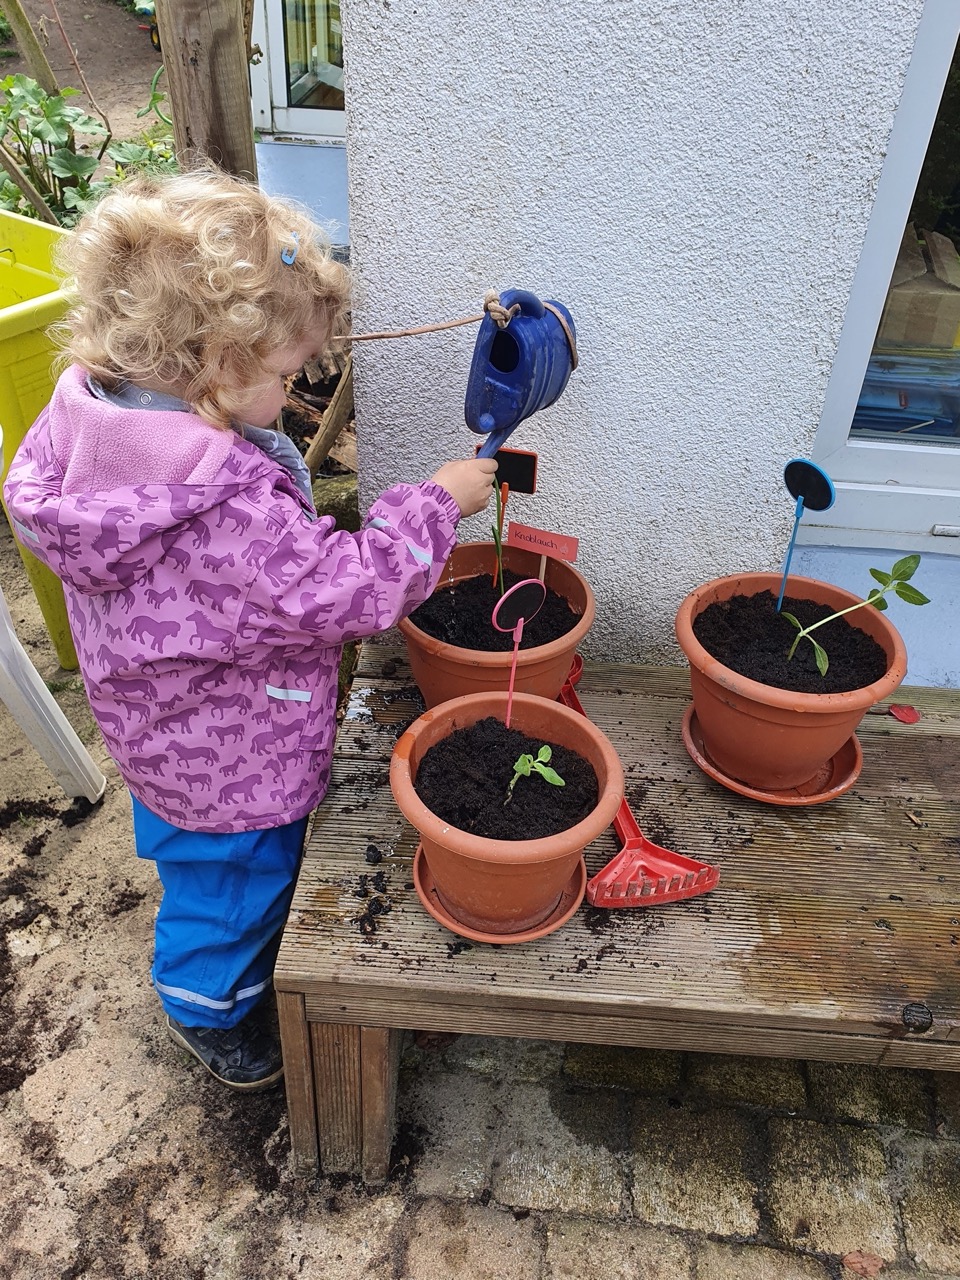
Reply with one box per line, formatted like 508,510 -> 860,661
277,990 -> 319,1175
310,1021 -> 363,1174
361,1027 -> 401,1184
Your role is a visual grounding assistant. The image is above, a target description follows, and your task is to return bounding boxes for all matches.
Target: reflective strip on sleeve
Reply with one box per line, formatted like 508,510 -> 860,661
265,684 -> 312,702
368,516 -> 433,565
12,518 -> 40,543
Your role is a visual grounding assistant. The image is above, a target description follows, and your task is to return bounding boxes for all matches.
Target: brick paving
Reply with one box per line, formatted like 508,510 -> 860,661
385,1034 -> 960,1279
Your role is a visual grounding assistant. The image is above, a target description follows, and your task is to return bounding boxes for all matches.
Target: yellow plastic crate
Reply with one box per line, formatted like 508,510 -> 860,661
0,210 -> 77,670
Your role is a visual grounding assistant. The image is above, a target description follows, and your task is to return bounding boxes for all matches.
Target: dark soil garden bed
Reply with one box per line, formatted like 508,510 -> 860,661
413,717 -> 598,840
692,590 -> 888,694
408,568 -> 577,651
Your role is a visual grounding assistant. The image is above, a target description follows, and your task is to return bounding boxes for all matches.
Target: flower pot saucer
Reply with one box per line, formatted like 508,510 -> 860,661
412,846 -> 587,944
681,705 -> 863,806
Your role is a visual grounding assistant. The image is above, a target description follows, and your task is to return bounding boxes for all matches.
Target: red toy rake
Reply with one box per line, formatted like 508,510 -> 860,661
559,657 -> 720,908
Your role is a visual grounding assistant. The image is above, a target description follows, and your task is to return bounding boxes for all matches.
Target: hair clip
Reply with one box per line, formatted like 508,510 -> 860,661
281,232 -> 300,266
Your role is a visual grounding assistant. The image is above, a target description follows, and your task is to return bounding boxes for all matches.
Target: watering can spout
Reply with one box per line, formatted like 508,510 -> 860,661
465,288 -> 577,457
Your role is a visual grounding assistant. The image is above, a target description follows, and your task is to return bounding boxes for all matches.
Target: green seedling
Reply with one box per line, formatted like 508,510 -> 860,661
783,554 -> 930,676
491,480 -> 506,596
505,744 -> 565,804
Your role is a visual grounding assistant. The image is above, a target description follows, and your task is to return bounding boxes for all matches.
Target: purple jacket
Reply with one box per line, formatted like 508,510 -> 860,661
4,365 -> 460,832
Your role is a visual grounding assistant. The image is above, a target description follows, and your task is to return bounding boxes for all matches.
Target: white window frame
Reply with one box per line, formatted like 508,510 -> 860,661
804,0 -> 960,554
249,0 -> 346,141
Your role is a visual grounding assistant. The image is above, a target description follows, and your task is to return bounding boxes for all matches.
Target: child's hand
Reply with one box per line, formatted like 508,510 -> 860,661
431,458 -> 498,517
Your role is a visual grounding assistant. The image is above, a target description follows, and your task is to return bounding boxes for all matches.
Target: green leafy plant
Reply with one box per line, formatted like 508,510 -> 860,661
491,480 -> 505,596
135,64 -> 173,129
783,554 -> 930,676
504,744 -> 565,804
0,74 -> 108,221
0,72 -> 177,226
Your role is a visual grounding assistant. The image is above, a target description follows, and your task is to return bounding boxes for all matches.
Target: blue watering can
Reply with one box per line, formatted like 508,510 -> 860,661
465,289 -> 578,457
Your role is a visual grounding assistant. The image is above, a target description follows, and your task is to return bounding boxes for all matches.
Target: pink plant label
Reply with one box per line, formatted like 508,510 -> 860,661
506,522 -> 579,563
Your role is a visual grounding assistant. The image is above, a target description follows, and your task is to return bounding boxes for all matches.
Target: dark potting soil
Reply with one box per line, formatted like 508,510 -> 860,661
692,590 -> 888,694
408,568 -> 577,651
413,717 -> 598,841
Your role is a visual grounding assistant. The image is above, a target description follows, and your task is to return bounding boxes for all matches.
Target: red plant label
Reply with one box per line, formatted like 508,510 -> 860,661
505,522 -> 579,563
889,704 -> 921,724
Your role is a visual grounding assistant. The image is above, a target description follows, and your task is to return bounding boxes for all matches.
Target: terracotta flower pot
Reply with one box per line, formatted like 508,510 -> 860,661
390,691 -> 624,935
674,573 -> 908,792
398,542 -> 595,709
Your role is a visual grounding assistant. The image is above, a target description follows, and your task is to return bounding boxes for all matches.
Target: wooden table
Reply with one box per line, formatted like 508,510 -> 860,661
275,643 -> 960,1181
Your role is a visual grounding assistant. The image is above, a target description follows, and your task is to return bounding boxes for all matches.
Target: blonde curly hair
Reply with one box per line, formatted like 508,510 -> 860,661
54,168 -> 351,428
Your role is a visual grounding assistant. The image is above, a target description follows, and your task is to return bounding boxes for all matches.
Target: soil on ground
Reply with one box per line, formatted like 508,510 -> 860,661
692,589 -> 889,694
413,716 -> 598,840
409,567 -> 578,651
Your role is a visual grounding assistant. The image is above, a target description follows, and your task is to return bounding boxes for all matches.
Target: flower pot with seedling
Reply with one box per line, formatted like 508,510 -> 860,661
389,690 -> 624,940
674,556 -> 928,802
398,532 -> 594,709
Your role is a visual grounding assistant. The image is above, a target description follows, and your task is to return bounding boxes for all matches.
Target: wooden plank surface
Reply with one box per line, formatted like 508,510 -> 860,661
276,642 -> 960,1063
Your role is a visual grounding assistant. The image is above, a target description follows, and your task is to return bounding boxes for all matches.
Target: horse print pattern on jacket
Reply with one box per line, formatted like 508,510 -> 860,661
4,365 -> 460,833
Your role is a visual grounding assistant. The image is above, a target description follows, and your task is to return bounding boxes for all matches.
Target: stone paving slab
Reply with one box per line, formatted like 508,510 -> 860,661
766,1118 -> 899,1259
805,1061 -> 933,1130
693,1239 -> 833,1279
401,1200 -> 543,1280
629,1098 -> 761,1236
685,1052 -> 807,1111
489,1082 -> 626,1215
544,1217 -> 692,1279
898,1137 -> 960,1273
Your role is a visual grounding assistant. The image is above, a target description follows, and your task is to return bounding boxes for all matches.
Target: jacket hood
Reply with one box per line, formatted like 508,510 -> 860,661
5,364 -> 305,595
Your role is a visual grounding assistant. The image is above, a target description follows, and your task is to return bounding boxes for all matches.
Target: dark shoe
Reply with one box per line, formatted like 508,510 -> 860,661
166,1013 -> 284,1091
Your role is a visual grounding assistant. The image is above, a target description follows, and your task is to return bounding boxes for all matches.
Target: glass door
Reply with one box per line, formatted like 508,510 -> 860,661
250,0 -> 345,140
808,0 -> 960,550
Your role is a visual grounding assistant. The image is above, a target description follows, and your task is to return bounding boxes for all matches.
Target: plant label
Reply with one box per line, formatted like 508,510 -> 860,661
475,446 -> 538,493
505,522 -> 579,563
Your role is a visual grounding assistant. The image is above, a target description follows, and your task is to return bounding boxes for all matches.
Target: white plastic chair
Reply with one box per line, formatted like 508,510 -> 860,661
0,577 -> 106,803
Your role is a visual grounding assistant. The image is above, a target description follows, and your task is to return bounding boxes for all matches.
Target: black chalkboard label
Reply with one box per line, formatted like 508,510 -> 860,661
478,447 -> 538,493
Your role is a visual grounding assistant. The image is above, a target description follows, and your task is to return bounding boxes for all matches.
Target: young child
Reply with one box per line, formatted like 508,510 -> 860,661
3,169 -> 496,1091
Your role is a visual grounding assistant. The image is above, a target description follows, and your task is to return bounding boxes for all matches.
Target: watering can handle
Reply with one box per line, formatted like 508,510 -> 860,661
499,288 -> 545,317
476,425 -> 516,458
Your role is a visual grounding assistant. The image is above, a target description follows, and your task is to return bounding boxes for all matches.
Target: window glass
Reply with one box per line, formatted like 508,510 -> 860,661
851,33 -> 960,448
283,1 -> 344,111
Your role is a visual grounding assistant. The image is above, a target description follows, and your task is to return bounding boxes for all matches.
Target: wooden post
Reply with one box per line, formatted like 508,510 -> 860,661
304,354 -> 355,479
154,0 -> 258,181
4,0 -> 59,96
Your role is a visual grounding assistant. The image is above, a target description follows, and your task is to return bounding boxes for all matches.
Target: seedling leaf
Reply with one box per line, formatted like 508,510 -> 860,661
891,553 -> 920,582
869,568 -> 892,587
894,582 -> 930,605
536,766 -> 566,786
781,611 -> 801,631
812,640 -> 829,675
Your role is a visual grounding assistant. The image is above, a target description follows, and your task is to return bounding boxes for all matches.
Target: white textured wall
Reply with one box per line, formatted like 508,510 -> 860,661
340,0 -> 923,660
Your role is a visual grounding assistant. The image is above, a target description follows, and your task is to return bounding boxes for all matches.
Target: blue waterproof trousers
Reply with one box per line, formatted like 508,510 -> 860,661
131,795 -> 308,1029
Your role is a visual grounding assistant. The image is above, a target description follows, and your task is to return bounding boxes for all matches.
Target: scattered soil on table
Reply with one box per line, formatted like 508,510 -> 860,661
408,568 -> 578,651
413,717 -> 598,840
692,590 -> 888,694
